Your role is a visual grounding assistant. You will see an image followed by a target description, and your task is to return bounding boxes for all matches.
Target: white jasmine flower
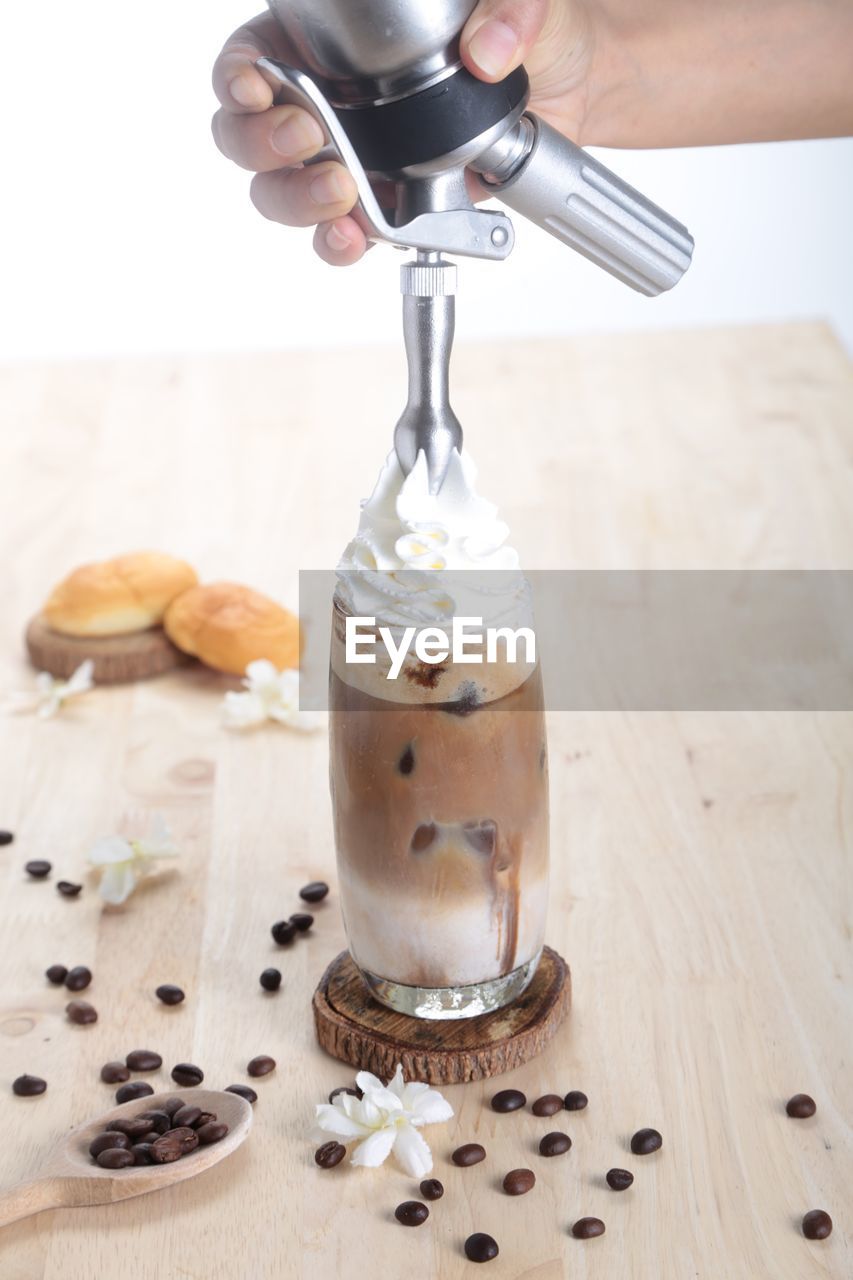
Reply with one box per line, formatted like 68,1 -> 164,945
88,813 -> 180,905
314,1064 -> 454,1176
4,660 -> 95,718
222,660 -> 321,731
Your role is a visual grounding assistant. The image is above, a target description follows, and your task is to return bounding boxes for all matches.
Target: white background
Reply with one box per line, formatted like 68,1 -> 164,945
1,0 -> 851,362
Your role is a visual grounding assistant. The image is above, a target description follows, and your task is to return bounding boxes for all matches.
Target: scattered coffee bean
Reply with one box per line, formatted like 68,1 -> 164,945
173,1105 -> 203,1129
802,1210 -> 832,1240
25,859 -> 51,879
131,1143 -> 156,1165
89,1132 -> 131,1157
464,1233 -> 499,1263
97,1147 -> 135,1170
452,1143 -> 486,1167
225,1084 -> 257,1105
606,1168 -> 634,1191
630,1128 -> 662,1155
315,1140 -> 346,1168
539,1132 -> 571,1157
45,964 -> 68,985
106,1117 -> 153,1138
491,1088 -> 526,1113
65,965 -> 92,992
786,1094 -> 816,1119
572,1217 -> 606,1239
563,1090 -> 588,1111
155,984 -> 185,1006
197,1121 -> 229,1145
395,1201 -> 429,1227
329,1086 -> 361,1104
151,1126 -> 199,1164
136,1110 -> 171,1135
171,1063 -> 204,1087
101,1061 -> 131,1084
503,1168 -> 535,1196
125,1049 -> 162,1072
57,881 -> 82,897
160,1097 -> 186,1117
532,1094 -> 564,1117
420,1178 -> 444,1201
66,1000 -> 97,1025
0,829 -> 13,845
12,1074 -> 47,1097
271,920 -> 296,946
247,1055 -> 276,1078
299,881 -> 329,903
260,968 -> 282,992
289,913 -> 314,932
116,1082 -> 154,1104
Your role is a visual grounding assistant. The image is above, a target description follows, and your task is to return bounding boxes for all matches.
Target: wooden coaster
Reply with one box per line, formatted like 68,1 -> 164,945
313,947 -> 571,1085
25,613 -> 193,684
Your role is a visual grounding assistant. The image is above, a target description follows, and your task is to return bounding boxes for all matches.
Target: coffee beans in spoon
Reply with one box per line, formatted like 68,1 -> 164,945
88,1098 -> 228,1168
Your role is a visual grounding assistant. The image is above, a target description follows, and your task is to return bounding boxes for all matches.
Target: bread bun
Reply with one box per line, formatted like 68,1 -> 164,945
163,582 -> 300,675
43,552 -> 198,638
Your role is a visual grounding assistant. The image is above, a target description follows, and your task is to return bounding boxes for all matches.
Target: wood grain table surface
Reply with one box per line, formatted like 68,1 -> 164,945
0,322 -> 850,1279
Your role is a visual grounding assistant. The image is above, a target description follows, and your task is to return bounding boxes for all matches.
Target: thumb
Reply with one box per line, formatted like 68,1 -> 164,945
460,0 -> 551,82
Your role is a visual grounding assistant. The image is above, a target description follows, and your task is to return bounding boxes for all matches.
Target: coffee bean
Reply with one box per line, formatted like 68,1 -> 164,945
0,829 -> 13,845
572,1217 -> 605,1239
786,1093 -> 816,1119
328,1086 -> 361,1104
532,1094 -> 564,1117
116,1082 -> 154,1104
173,1105 -> 203,1129
247,1055 -> 276,1078
57,881 -> 82,897
271,920 -> 296,946
136,1110 -> 171,1135
419,1179 -> 444,1201
563,1090 -> 588,1111
315,1140 -> 346,1168
491,1088 -> 526,1113
155,984 -> 185,1006
606,1167 -> 634,1191
395,1201 -> 429,1227
25,859 -> 51,879
539,1132 -> 571,1157
452,1143 -> 486,1167
12,1074 -> 47,1097
136,1130 -> 159,1145
193,1111 -> 217,1129
131,1143 -> 157,1165
160,1097 -> 186,1117
802,1210 -> 832,1240
151,1126 -> 199,1163
464,1233 -> 498,1263
289,913 -> 314,932
503,1168 -> 535,1196
65,965 -> 92,992
66,1000 -> 97,1025
197,1121 -> 229,1145
171,1063 -> 203,1087
125,1049 -> 162,1072
106,1117 -> 153,1138
299,881 -> 329,903
260,968 -> 282,992
45,964 -> 68,985
630,1128 -> 662,1155
89,1132 -> 131,1158
225,1084 -> 257,1105
100,1061 -> 131,1084
97,1147 -> 135,1169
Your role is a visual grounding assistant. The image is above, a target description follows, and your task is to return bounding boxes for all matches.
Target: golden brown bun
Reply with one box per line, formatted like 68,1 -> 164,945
163,582 -> 300,675
43,552 -> 198,638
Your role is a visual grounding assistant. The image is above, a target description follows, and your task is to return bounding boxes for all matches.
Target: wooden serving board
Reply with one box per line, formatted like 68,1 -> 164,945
25,614 -> 192,684
313,947 -> 571,1084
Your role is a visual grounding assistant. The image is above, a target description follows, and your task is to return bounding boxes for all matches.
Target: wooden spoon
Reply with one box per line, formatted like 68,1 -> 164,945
0,1088 -> 252,1228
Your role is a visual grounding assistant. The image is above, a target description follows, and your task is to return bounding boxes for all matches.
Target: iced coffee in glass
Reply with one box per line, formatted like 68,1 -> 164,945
331,450 -> 549,1018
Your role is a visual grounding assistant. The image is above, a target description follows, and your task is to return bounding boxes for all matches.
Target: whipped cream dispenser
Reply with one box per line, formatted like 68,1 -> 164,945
259,0 -> 694,492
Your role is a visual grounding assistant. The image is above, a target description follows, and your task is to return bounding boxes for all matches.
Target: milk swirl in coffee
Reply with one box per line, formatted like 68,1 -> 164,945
331,449 -> 549,1016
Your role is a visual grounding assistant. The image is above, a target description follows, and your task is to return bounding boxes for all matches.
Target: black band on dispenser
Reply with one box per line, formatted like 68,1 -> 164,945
336,65 -> 529,173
